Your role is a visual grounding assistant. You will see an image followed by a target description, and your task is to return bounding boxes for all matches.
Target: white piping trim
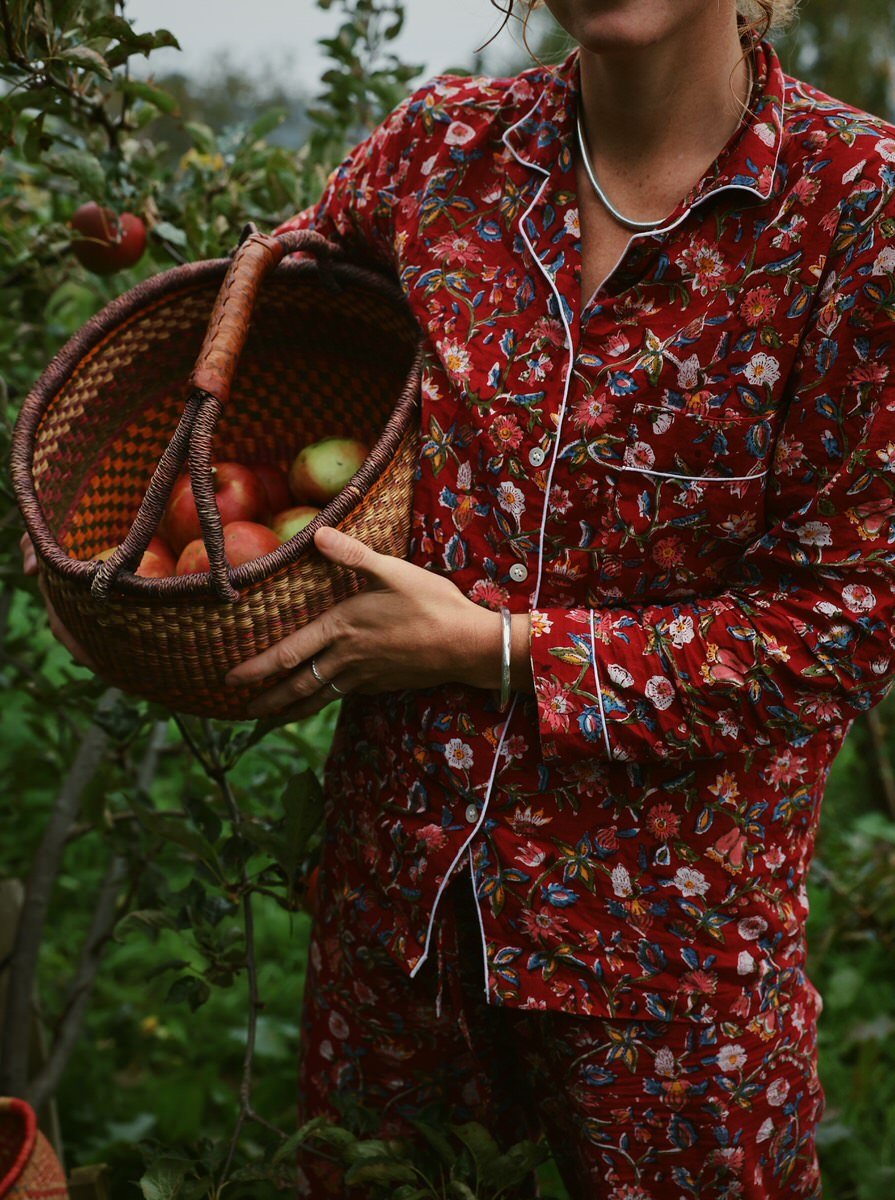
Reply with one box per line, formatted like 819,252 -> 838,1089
408,692 -> 520,981
589,608 -> 613,760
409,100 -> 555,993
500,91 -> 551,177
468,844 -> 491,1001
599,462 -> 771,483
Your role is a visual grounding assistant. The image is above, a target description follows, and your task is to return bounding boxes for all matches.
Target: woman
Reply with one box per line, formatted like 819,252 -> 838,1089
26,0 -> 895,1195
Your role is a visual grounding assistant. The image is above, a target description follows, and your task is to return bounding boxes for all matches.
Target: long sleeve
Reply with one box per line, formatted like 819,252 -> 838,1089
272,78 -> 439,267
531,195 -> 895,764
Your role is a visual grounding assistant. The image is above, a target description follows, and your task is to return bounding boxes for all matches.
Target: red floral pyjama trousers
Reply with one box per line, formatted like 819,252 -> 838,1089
296,864 -> 825,1199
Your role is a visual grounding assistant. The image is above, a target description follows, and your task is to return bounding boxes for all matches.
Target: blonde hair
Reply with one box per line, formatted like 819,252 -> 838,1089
737,0 -> 800,37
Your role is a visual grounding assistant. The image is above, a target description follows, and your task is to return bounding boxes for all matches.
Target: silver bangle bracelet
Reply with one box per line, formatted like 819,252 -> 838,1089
498,606 -> 512,713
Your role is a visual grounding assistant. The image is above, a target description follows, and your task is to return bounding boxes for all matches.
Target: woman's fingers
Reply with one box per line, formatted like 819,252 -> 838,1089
20,531 -> 37,576
37,575 -> 99,671
243,649 -> 356,718
22,538 -> 98,671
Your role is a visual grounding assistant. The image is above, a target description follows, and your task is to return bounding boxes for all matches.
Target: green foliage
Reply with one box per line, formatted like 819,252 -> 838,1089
773,0 -> 895,123
805,717 -> 895,1200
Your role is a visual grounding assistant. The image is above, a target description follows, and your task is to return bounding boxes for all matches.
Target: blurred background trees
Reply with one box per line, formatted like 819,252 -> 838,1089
1,0 -> 894,1196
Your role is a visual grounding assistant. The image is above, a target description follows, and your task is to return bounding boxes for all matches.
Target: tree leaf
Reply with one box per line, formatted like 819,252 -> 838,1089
247,108 -> 287,143
344,1160 -> 418,1186
452,1122 -> 502,1187
44,146 -> 106,198
166,975 -> 212,1012
59,45 -> 113,79
280,770 -> 324,899
120,78 -> 179,114
153,220 -> 188,247
185,121 -> 217,155
139,1161 -> 186,1200
409,1118 -> 455,1166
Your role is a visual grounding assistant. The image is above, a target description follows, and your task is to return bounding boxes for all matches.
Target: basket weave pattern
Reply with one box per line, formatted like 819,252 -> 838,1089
13,233 -> 423,719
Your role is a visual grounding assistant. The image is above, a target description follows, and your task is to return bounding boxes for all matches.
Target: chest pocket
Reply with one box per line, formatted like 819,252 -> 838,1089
586,401 -> 776,593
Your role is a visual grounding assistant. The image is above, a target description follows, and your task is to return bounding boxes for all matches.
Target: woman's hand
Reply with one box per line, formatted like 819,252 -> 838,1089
20,531 -> 99,671
225,526 -> 514,720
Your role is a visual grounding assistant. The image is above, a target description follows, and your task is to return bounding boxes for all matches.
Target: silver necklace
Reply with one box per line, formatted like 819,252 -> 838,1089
574,54 -> 755,233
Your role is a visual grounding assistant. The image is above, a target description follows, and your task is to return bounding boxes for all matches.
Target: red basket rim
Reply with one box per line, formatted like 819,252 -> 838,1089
0,1096 -> 38,1193
11,253 -> 423,597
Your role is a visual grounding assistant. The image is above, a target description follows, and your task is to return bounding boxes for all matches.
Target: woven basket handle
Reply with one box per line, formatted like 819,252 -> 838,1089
90,225 -> 342,603
189,227 -> 338,403
188,227 -> 342,601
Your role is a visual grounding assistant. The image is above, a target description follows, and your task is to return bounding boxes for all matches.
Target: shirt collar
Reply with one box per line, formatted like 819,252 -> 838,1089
502,31 -> 786,218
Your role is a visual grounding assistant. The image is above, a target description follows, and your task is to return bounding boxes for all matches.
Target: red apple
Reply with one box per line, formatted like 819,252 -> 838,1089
270,505 -> 321,542
136,536 -> 177,578
175,521 -> 281,575
251,463 -> 292,515
289,437 -> 369,506
162,462 -> 269,554
93,536 -> 176,578
69,202 -> 147,275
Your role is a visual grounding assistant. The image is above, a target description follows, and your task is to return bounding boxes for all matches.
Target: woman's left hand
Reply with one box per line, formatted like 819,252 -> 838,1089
225,526 -> 499,720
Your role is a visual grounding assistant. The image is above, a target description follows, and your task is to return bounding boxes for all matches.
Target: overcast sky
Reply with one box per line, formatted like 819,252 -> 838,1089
123,0 -> 532,91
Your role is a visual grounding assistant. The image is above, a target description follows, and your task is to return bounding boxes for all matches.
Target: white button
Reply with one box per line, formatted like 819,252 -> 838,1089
509,562 -> 528,583
528,446 -> 546,467
465,803 -> 478,824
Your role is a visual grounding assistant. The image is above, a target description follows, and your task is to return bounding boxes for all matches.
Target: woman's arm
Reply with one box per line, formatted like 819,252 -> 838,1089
272,76 -> 442,267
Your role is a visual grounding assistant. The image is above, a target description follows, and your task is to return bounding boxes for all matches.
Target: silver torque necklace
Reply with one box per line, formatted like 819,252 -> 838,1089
574,55 -> 755,233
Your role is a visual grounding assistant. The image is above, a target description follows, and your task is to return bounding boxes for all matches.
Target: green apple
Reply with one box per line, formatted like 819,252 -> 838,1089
289,437 -> 368,505
270,505 -> 321,541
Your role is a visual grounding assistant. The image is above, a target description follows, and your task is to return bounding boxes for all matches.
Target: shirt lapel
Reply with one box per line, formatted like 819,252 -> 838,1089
500,33 -> 788,322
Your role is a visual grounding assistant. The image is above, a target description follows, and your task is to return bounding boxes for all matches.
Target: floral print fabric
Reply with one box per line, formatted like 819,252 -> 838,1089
275,32 -> 895,1022
297,868 -> 824,1199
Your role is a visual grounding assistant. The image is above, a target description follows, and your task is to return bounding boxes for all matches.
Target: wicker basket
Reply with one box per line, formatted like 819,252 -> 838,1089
11,227 -> 423,720
0,1098 -> 68,1198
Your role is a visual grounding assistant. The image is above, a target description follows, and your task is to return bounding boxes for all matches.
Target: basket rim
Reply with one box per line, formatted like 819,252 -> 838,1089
12,252 -> 423,599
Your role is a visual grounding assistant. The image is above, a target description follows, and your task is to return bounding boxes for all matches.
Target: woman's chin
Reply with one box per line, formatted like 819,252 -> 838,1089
543,0 -> 713,55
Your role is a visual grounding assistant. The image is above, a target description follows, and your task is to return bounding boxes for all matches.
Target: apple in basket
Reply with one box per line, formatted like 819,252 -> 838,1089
289,438 -> 369,506
162,462 -> 270,554
270,505 -> 321,542
175,520 -> 282,575
93,535 -> 176,578
251,463 -> 293,515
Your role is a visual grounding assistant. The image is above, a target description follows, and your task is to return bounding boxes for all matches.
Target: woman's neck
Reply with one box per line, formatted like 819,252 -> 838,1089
576,11 -> 753,174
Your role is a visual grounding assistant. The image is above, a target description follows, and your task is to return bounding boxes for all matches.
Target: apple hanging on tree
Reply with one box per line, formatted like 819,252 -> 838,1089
69,201 -> 147,275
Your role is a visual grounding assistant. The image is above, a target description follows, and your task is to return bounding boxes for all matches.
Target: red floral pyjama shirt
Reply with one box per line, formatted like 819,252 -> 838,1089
275,33 -> 895,1026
